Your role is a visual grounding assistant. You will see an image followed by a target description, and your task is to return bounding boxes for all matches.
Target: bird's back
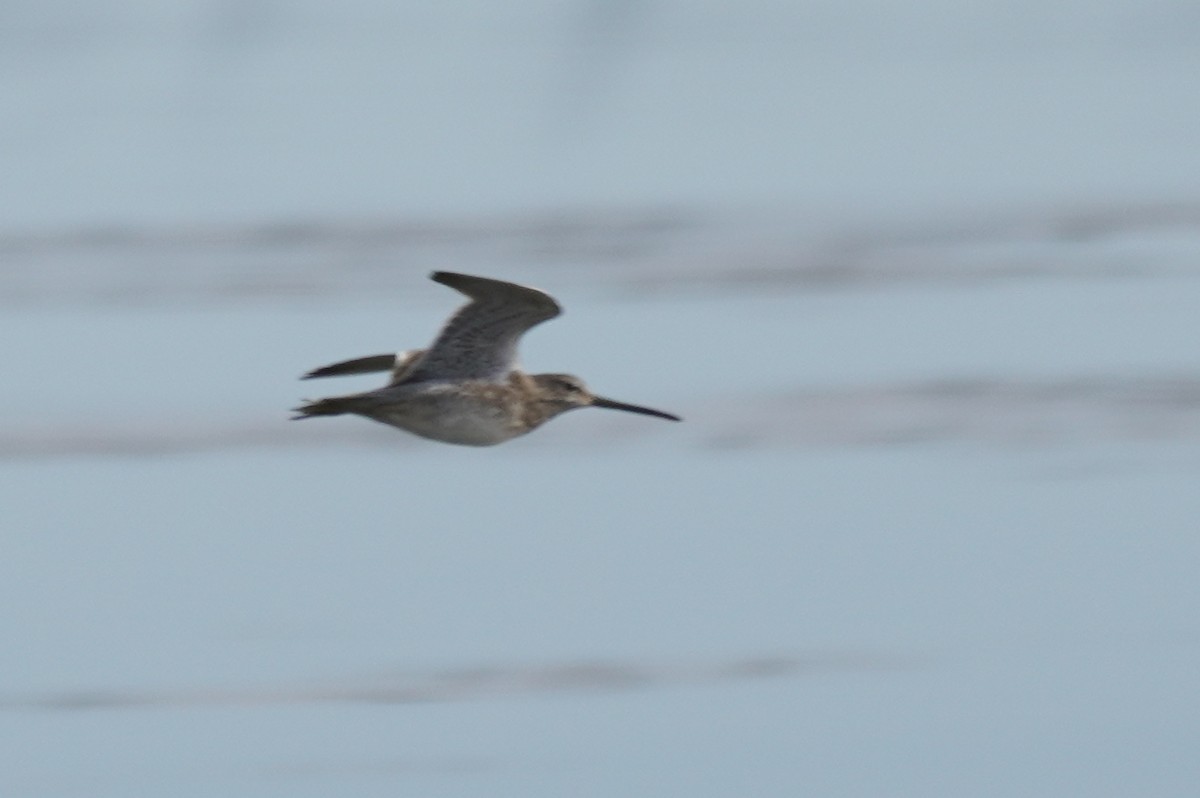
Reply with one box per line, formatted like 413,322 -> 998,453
400,272 -> 562,383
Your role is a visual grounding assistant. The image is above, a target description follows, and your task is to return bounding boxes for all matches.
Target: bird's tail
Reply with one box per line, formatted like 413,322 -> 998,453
291,397 -> 356,420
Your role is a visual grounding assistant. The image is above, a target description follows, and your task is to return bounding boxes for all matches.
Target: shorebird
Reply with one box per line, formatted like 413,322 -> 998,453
293,271 -> 681,445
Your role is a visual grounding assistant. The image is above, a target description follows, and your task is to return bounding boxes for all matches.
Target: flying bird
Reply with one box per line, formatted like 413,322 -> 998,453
293,272 -> 680,445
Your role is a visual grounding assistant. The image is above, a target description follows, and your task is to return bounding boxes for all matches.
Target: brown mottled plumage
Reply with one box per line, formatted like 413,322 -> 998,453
293,272 -> 680,446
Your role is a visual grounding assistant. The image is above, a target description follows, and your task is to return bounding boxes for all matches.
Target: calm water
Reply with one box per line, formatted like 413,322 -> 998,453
3,2 -> 1200,796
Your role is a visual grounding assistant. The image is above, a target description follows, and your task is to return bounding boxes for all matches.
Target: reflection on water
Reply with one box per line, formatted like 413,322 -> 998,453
3,652 -> 899,712
3,205 -> 1199,798
3,374 -> 1200,459
2,201 -> 1198,308
3,205 -> 1199,458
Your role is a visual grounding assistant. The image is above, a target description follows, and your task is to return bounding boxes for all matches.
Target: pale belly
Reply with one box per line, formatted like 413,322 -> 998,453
360,385 -> 526,446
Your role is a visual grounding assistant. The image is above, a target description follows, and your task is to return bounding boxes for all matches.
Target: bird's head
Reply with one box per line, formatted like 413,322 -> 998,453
531,374 -> 681,421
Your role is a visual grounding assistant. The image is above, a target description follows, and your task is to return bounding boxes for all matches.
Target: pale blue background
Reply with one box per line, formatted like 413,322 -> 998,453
2,2 -> 1199,796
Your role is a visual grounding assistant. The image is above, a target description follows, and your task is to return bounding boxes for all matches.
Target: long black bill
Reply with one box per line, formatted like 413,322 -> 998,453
591,396 -> 682,422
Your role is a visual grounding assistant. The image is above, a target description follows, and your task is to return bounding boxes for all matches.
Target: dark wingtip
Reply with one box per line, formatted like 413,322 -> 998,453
300,354 -> 400,380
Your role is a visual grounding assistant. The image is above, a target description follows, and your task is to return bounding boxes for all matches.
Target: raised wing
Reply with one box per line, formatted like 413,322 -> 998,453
303,353 -> 400,379
401,272 -> 562,383
302,350 -> 424,385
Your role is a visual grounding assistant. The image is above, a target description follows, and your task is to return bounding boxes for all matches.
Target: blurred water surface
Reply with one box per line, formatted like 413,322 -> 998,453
3,2 -> 1200,797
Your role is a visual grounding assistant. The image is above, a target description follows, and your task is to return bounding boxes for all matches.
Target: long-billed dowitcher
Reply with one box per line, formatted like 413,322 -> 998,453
293,272 -> 681,445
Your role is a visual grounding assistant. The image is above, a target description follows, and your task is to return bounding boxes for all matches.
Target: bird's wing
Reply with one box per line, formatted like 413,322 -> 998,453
401,272 -> 562,382
302,350 -> 423,384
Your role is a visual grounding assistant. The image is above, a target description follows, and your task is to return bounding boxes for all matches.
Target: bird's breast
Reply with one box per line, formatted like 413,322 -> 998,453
367,382 -> 527,446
